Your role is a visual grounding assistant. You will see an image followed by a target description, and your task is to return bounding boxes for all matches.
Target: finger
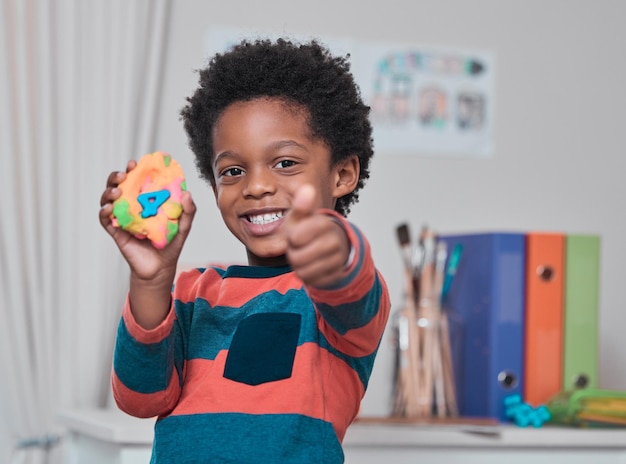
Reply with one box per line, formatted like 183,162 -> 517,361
176,191 -> 197,237
99,185 -> 124,231
100,159 -> 136,208
287,184 -> 317,225
163,190 -> 196,254
291,248 -> 347,287
100,185 -> 121,208
126,159 -> 137,173
288,240 -> 344,273
99,202 -> 114,229
102,160 -> 135,194
287,219 -> 347,266
101,168 -> 128,207
99,201 -> 131,243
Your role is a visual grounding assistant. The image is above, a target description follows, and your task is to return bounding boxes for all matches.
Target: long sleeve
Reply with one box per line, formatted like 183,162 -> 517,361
111,295 -> 184,418
307,210 -> 391,359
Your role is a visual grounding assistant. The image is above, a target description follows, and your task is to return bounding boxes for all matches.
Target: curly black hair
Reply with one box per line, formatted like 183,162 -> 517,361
180,37 -> 374,217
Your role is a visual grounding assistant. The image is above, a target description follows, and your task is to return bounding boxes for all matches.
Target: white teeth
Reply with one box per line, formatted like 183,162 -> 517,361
248,211 -> 284,225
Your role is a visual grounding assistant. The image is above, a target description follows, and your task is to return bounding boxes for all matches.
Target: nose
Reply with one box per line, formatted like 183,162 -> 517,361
242,166 -> 276,198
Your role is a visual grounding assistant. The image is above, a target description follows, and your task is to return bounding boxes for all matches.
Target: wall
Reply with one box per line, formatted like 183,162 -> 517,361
153,0 -> 626,416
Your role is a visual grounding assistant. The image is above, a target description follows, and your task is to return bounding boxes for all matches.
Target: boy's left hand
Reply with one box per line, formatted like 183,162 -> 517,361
283,185 -> 351,288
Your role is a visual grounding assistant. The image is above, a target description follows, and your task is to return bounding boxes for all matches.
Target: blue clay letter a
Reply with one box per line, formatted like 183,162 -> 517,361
138,190 -> 170,218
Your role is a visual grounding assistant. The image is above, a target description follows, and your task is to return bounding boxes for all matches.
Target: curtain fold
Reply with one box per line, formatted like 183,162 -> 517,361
0,0 -> 172,462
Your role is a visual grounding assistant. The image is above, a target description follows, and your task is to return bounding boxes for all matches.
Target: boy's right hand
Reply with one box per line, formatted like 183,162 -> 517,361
98,160 -> 197,283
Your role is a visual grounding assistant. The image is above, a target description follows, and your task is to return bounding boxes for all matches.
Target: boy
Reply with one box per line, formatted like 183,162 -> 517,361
99,38 -> 390,463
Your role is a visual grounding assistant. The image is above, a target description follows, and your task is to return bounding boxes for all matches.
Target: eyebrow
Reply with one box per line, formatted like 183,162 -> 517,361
213,151 -> 236,166
271,140 -> 307,150
213,140 -> 308,166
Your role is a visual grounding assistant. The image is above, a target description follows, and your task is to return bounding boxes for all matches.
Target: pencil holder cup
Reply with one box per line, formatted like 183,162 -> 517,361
440,305 -> 464,414
391,294 -> 461,419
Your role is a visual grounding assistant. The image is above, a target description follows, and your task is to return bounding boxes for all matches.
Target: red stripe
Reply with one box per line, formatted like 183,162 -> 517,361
111,368 -> 181,418
307,238 -> 375,307
121,295 -> 176,344
176,268 -> 303,308
169,343 -> 363,440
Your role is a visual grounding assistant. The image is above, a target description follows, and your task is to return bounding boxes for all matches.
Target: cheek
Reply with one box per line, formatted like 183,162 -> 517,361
213,183 -> 230,203
212,189 -> 223,209
214,189 -> 235,218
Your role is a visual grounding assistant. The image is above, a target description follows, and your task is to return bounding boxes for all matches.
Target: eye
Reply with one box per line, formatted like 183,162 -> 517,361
275,159 -> 297,169
221,167 -> 244,177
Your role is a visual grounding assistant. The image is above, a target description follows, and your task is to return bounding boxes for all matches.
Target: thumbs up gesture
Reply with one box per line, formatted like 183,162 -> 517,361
283,185 -> 351,288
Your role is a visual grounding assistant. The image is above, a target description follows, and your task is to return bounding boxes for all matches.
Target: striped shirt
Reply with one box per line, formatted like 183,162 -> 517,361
112,212 -> 390,463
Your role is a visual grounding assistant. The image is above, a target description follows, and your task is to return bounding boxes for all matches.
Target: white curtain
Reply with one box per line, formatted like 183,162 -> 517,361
0,0 -> 171,462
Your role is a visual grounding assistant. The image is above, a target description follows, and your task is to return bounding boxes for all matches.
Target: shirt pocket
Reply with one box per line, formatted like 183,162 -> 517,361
223,312 -> 301,386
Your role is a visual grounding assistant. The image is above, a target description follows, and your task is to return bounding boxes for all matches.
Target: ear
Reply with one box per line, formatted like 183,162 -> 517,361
332,155 -> 360,199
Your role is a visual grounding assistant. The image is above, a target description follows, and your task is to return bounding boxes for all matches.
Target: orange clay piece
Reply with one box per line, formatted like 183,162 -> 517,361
111,151 -> 186,249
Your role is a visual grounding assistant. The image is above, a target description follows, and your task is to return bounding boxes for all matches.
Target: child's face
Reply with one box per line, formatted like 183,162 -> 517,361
211,98 -> 351,266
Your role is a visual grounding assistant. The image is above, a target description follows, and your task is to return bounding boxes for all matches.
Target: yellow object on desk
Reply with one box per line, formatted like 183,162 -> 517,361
547,388 -> 626,427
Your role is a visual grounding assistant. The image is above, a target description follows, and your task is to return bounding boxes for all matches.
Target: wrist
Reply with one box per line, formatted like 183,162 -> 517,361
129,270 -> 175,330
130,266 -> 176,289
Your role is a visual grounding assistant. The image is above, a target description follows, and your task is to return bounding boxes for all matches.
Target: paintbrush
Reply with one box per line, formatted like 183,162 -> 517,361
396,223 -> 413,274
395,223 -> 421,416
418,226 -> 436,309
414,227 -> 436,415
430,239 -> 448,417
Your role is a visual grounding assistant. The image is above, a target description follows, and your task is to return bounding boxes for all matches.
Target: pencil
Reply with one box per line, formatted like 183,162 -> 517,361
432,240 -> 447,417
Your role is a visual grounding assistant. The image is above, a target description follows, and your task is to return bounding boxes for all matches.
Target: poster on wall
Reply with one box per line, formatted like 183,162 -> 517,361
205,28 -> 495,158
351,43 -> 494,157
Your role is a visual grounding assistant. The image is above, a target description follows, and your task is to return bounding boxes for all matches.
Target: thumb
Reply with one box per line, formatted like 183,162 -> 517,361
287,184 -> 317,225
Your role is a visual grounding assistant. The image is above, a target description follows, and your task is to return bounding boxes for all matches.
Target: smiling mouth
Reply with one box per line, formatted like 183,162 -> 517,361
246,211 -> 285,225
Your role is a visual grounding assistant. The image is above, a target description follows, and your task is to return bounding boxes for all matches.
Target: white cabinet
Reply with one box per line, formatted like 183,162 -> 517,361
57,409 -> 153,464
344,421 -> 626,463
57,409 -> 626,464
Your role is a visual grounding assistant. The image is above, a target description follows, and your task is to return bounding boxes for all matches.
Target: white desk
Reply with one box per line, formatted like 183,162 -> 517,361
57,409 -> 153,464
57,409 -> 626,464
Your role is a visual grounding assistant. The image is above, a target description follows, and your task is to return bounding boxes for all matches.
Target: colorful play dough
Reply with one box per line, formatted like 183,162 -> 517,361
111,151 -> 186,249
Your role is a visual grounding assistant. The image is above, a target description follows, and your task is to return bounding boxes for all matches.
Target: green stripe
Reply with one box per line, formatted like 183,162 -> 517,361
152,413 -> 344,463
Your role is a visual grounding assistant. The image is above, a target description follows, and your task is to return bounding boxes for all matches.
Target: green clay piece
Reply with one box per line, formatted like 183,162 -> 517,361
163,154 -> 171,167
112,199 -> 134,228
166,221 -> 179,243
181,180 -> 187,191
